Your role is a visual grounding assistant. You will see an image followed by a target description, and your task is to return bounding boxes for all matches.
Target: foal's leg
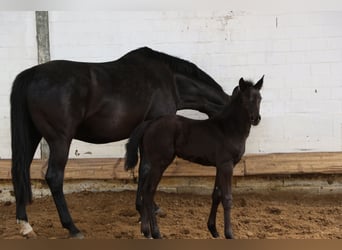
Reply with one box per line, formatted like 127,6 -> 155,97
217,162 -> 234,239
207,174 -> 221,238
141,164 -> 167,239
139,160 -> 153,238
136,156 -> 161,221
45,139 -> 82,238
136,156 -> 148,216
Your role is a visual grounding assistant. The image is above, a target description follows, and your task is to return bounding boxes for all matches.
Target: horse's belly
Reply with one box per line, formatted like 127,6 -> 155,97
75,118 -> 137,144
74,132 -> 125,144
176,147 -> 215,167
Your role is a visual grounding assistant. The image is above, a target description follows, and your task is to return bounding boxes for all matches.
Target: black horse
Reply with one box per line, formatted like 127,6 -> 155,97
125,76 -> 263,239
10,47 -> 230,238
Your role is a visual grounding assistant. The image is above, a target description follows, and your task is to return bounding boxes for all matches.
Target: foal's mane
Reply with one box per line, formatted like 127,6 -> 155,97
241,80 -> 255,88
134,47 -> 224,92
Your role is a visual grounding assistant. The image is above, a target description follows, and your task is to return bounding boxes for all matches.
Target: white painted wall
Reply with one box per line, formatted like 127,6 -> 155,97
1,11 -> 342,159
0,12 -> 39,159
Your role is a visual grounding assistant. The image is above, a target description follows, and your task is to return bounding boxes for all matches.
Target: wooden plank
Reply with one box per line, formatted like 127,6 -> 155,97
1,152 -> 342,181
163,158 -> 245,177
245,152 -> 342,175
0,160 -> 47,180
0,157 -> 244,180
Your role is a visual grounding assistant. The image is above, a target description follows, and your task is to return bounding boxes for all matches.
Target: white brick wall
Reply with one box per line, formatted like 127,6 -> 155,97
1,11 -> 342,159
0,12 -> 39,159
48,11 -> 342,157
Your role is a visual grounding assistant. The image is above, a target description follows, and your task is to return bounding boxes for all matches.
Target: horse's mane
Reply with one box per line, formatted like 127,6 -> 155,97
133,47 -> 224,92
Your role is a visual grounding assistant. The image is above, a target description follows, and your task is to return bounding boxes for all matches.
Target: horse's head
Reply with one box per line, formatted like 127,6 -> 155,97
238,75 -> 263,126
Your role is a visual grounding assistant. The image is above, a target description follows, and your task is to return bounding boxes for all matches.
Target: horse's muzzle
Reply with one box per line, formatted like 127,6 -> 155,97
251,115 -> 261,126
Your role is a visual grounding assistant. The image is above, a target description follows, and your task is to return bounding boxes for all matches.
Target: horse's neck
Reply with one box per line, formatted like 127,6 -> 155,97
174,74 -> 229,116
216,96 -> 251,136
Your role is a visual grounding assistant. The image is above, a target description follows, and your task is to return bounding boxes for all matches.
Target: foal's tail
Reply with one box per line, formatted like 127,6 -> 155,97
10,68 -> 38,205
124,121 -> 151,170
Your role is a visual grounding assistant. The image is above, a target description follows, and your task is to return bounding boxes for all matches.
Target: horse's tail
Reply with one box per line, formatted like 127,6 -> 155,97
10,68 -> 37,205
124,120 -> 152,170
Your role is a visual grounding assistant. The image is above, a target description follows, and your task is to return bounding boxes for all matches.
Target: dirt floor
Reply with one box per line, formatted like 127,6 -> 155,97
0,190 -> 341,239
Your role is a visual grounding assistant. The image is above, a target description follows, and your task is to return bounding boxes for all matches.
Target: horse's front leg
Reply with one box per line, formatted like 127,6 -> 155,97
217,162 -> 234,239
207,174 -> 221,238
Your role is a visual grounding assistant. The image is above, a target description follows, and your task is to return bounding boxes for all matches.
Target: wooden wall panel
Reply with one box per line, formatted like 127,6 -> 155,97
1,152 -> 341,181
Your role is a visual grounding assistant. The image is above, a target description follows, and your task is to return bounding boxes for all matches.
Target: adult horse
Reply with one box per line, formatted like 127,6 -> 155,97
125,76 -> 263,239
10,47 -> 230,238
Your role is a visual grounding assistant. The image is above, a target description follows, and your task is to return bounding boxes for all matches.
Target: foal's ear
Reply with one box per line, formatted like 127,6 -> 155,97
254,75 -> 264,90
239,77 -> 247,91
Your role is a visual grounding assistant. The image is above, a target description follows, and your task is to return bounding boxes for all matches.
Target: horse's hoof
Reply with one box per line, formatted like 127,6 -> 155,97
24,230 -> 37,239
155,208 -> 167,218
211,232 -> 220,238
225,232 -> 234,239
18,220 -> 37,239
142,231 -> 152,239
208,224 -> 219,238
69,232 -> 84,239
152,232 -> 162,239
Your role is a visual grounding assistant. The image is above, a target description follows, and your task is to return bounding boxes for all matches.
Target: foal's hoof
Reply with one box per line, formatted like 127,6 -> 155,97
209,230 -> 220,238
142,232 -> 152,239
208,225 -> 219,238
211,232 -> 220,238
152,232 -> 162,239
225,232 -> 234,239
69,232 -> 85,239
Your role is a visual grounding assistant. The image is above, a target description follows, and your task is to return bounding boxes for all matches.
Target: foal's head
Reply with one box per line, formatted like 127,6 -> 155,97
238,76 -> 263,126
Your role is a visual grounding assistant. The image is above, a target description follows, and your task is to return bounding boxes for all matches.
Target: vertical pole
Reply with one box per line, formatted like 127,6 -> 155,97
35,11 -> 50,159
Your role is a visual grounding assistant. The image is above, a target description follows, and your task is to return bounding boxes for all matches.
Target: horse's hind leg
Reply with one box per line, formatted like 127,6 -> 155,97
141,182 -> 162,239
14,131 -> 41,238
136,155 -> 161,220
139,166 -> 151,238
147,176 -> 162,239
141,163 -> 167,239
136,156 -> 149,217
45,139 -> 82,238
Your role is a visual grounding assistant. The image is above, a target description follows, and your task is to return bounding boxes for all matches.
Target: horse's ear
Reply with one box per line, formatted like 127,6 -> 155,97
239,77 -> 247,91
254,75 -> 264,90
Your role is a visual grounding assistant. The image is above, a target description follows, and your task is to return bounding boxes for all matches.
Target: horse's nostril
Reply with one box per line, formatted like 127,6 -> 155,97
251,115 -> 261,125
251,115 -> 260,122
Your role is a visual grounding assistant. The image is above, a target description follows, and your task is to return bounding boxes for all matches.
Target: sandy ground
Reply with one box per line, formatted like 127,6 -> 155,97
1,190 -> 341,239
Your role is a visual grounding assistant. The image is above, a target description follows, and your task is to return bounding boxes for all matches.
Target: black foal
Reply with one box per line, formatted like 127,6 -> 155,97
125,76 -> 263,239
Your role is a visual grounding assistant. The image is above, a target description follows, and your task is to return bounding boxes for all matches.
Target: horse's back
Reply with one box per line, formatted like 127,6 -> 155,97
17,54 -> 178,143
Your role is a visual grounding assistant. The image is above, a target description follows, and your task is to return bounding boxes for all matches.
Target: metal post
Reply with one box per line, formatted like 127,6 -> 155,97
35,11 -> 50,159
